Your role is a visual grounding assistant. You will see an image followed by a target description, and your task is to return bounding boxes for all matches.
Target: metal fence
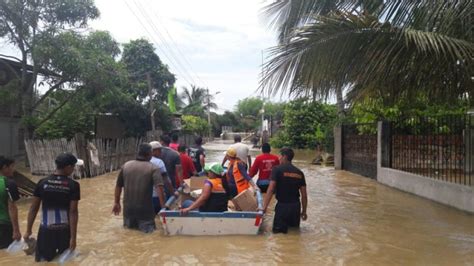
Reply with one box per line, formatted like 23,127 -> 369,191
384,114 -> 473,186
342,123 -> 378,179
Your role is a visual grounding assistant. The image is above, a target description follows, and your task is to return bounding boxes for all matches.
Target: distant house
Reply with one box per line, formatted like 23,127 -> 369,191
0,55 -> 53,158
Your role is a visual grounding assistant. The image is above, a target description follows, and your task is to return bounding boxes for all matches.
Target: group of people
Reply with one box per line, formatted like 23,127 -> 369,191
0,133 -> 308,262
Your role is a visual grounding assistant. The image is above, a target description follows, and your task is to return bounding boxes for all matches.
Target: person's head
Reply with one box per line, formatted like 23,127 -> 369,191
171,133 -> 179,143
178,145 -> 187,154
160,135 -> 171,147
204,163 -> 224,179
226,147 -> 237,160
150,141 -> 162,157
55,153 -> 78,176
262,143 -> 271,153
137,143 -> 153,161
195,136 -> 203,146
234,134 -> 242,143
0,156 -> 15,177
279,147 -> 295,164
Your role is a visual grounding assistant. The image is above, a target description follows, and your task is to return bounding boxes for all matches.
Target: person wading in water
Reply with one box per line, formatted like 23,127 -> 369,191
113,143 -> 165,233
24,153 -> 80,261
0,156 -> 21,249
262,148 -> 308,234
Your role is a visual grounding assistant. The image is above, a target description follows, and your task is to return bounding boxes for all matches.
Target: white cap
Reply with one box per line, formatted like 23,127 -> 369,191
150,141 -> 162,150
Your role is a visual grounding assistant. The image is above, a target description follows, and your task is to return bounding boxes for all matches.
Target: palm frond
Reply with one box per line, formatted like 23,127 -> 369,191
261,12 -> 473,103
263,0 -> 473,42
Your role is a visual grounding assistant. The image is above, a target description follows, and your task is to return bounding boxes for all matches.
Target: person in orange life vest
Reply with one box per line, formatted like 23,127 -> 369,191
249,143 -> 280,193
225,147 -> 259,198
180,163 -> 229,214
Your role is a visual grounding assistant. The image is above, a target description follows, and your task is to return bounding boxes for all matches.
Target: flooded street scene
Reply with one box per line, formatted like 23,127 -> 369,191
1,142 -> 473,265
0,0 -> 473,265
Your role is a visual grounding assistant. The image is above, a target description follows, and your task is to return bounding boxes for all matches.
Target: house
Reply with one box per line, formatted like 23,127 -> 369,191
0,55 -> 53,158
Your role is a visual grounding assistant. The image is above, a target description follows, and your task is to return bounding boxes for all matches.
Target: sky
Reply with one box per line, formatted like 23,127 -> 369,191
90,0 -> 280,113
0,0 -> 283,113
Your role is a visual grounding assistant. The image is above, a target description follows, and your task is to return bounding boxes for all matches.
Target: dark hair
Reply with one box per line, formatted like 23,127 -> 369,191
195,136 -> 203,145
171,133 -> 179,142
55,153 -> 78,169
138,143 -> 153,158
0,156 -> 15,169
178,145 -> 187,153
234,134 -> 242,142
160,135 -> 171,145
280,147 -> 295,161
262,143 -> 271,153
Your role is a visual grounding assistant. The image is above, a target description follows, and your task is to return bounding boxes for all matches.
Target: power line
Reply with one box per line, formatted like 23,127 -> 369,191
122,0 -> 195,86
144,0 -> 210,89
132,0 -> 198,86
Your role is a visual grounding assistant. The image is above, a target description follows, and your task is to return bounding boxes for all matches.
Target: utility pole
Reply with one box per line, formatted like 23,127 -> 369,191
147,72 -> 156,135
207,88 -> 211,140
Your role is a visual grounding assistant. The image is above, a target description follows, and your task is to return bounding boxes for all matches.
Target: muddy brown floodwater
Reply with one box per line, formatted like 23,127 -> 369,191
1,141 -> 473,265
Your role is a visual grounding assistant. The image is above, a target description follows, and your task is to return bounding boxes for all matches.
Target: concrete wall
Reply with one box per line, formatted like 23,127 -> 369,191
0,117 -> 23,158
334,126 -> 342,170
377,122 -> 474,213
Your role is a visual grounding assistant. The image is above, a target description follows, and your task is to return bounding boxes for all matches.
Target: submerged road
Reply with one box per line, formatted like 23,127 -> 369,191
1,141 -> 473,265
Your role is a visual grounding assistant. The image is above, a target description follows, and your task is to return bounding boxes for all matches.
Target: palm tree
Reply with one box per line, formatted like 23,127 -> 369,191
180,85 -> 218,117
261,1 -> 473,116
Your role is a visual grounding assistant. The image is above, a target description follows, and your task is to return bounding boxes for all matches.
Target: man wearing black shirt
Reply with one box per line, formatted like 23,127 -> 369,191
24,153 -> 80,262
188,136 -> 206,174
262,148 -> 308,233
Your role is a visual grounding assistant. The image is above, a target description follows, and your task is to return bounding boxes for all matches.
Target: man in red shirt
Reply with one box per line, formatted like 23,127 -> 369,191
249,143 -> 280,193
178,145 -> 197,181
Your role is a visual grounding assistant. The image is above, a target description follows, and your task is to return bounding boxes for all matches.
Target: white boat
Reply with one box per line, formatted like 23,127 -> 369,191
158,191 -> 264,236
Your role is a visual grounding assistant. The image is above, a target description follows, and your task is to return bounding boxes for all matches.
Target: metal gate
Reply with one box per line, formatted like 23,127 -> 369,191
342,123 -> 378,179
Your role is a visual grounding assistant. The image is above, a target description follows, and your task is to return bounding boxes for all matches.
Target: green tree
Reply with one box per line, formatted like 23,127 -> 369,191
121,39 -> 176,103
262,1 -> 473,115
271,98 -> 337,150
0,0 -> 100,136
182,115 -> 209,135
179,85 -> 217,118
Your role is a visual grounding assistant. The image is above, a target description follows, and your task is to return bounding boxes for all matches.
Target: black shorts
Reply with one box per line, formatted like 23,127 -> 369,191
258,184 -> 269,193
36,225 -> 70,262
273,202 -> 301,234
0,223 -> 13,249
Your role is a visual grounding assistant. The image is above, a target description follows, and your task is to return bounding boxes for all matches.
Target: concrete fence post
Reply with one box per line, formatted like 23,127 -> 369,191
334,125 -> 342,170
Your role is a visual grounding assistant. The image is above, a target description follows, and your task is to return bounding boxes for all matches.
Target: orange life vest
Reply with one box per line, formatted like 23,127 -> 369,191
207,178 -> 226,194
228,159 -> 250,194
201,178 -> 228,212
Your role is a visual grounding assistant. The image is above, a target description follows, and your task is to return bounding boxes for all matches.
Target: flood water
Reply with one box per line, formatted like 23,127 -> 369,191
1,141 -> 473,265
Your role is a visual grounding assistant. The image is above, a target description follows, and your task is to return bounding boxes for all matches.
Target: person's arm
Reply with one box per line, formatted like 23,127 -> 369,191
249,157 -> 259,178
221,155 -> 228,167
247,155 -> 252,168
200,154 -> 205,170
24,197 -> 41,240
8,201 -> 20,240
152,166 -> 166,208
6,181 -> 20,240
190,160 -> 198,176
69,200 -> 79,250
156,185 -> 166,209
238,162 -> 259,191
113,170 -> 124,215
176,164 -> 183,187
300,186 -> 307,221
262,181 -> 276,212
180,183 -> 212,215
